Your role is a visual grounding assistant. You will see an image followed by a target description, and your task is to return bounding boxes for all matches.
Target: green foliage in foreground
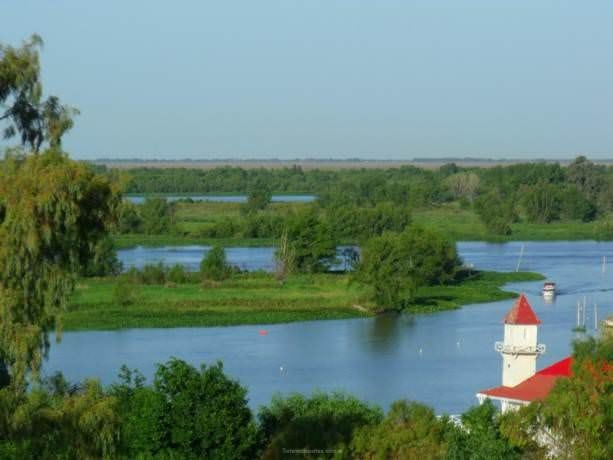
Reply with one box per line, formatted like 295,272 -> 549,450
64,271 -> 542,331
258,393 -> 383,459
112,359 -> 259,459
1,334 -> 609,459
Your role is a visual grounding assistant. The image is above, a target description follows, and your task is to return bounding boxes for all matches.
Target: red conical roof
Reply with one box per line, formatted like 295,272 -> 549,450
504,293 -> 541,325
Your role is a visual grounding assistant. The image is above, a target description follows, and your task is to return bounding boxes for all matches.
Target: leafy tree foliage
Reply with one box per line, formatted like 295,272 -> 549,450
520,181 -> 562,224
81,235 -> 122,277
355,225 -> 459,309
112,359 -> 259,459
243,184 -> 272,213
0,35 -> 78,152
327,201 -> 411,241
0,151 -> 118,388
501,334 -> 613,459
351,400 -> 448,459
258,392 -> 382,460
445,400 -> 521,460
444,172 -> 480,202
560,186 -> 597,222
0,377 -> 121,459
474,190 -> 516,235
200,245 -> 233,281
283,208 -> 337,272
566,155 -> 605,202
140,197 -> 174,234
117,201 -> 143,233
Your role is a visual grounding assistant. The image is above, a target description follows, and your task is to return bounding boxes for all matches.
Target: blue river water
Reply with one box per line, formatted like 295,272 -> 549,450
126,194 -> 316,204
46,241 -> 613,414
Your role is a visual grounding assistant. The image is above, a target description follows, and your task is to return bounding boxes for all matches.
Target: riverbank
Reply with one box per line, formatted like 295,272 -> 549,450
65,270 -> 543,330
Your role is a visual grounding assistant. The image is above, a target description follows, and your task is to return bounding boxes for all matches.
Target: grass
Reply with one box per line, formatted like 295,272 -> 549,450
413,205 -> 602,241
406,270 -> 544,313
64,270 -> 544,331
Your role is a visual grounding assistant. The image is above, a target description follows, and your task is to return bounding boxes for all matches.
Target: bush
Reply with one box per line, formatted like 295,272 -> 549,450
351,400 -> 448,459
140,198 -> 174,234
139,262 -> 167,284
200,245 -> 233,281
594,220 -> 613,241
258,392 -> 382,459
168,264 -> 188,284
112,359 -> 259,459
112,279 -> 138,307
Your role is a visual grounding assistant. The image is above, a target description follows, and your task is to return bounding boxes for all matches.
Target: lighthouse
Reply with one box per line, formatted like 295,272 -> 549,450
477,294 -> 573,414
495,293 -> 546,387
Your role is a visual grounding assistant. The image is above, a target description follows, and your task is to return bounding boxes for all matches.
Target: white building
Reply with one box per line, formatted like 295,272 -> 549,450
476,294 -> 572,413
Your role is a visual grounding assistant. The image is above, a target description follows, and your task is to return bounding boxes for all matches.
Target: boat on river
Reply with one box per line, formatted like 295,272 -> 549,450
542,282 -> 556,298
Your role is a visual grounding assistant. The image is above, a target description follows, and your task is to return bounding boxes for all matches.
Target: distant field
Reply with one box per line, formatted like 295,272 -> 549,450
93,158 -> 613,171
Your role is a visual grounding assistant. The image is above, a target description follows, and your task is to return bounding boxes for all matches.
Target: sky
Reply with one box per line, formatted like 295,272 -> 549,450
2,1 -> 613,160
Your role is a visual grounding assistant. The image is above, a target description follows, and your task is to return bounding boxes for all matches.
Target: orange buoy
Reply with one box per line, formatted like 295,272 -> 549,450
259,330 -> 268,336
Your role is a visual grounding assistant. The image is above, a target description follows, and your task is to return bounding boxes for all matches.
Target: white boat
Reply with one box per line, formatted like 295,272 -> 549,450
542,282 -> 556,298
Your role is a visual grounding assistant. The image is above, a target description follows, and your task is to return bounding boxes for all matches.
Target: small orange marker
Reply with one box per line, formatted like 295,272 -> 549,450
259,330 -> 268,336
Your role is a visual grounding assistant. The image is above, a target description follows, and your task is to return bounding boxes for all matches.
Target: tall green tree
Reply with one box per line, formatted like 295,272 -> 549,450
200,245 -> 232,281
258,392 -> 382,460
0,151 -> 119,388
140,197 -> 173,234
112,359 -> 259,459
520,181 -> 562,223
355,225 -> 459,309
351,400 -> 448,459
474,190 -> 516,235
0,35 -> 78,152
501,334 -> 613,459
283,208 -> 336,273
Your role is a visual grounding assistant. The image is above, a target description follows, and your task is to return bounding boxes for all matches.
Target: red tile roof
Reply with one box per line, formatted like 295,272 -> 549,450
503,294 -> 541,325
477,357 -> 572,402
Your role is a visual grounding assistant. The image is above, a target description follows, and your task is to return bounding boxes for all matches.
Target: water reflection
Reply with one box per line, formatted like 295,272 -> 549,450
358,313 -> 414,353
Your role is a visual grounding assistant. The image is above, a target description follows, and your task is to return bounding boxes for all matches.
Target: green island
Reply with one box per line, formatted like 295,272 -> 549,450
65,270 -> 543,330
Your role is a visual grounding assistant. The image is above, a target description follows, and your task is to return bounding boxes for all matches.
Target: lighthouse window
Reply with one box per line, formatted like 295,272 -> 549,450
523,328 -> 526,339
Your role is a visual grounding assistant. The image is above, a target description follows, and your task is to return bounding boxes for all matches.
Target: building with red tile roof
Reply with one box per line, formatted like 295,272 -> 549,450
475,294 -> 570,413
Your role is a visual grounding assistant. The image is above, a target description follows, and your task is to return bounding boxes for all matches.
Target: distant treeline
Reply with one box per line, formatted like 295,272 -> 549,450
105,158 -> 613,228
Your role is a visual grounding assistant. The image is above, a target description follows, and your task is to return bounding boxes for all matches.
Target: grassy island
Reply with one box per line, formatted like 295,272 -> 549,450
65,270 -> 543,331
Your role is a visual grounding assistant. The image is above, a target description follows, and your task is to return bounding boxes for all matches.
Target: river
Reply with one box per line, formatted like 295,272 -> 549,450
45,241 -> 613,414
125,194 -> 316,204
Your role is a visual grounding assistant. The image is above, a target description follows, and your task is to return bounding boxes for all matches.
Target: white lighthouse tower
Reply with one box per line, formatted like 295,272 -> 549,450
495,293 -> 545,387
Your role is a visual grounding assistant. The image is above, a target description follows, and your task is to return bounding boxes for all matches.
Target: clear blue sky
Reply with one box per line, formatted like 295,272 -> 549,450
3,1 -> 613,160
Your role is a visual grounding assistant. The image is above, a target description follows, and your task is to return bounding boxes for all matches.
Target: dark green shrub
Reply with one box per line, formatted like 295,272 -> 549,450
168,264 -> 188,284
258,392 -> 382,459
112,359 -> 259,459
200,245 -> 232,281
139,262 -> 167,284
112,279 -> 137,307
